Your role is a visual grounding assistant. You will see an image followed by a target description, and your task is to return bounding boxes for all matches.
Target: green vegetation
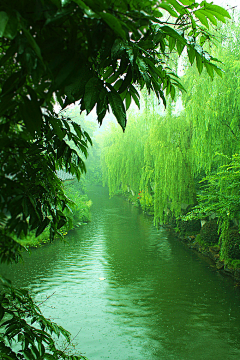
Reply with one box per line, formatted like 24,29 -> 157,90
0,276 -> 88,360
200,220 -> 219,246
63,179 -> 92,228
0,0 -> 230,263
0,0 -> 231,358
100,12 -> 240,265
14,179 -> 92,249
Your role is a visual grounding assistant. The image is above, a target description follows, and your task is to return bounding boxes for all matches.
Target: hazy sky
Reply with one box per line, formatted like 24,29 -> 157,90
213,0 -> 239,9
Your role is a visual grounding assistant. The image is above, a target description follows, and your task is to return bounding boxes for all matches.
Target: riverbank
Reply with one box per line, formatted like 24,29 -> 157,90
123,191 -> 240,284
16,221 -> 91,250
15,228 -> 68,249
172,230 -> 240,284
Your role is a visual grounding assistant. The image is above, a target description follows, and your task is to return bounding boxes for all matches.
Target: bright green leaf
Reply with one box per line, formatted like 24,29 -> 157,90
195,10 -> 209,28
158,4 -> 178,17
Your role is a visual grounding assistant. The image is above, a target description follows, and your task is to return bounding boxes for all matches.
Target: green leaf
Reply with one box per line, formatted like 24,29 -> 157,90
49,117 -> 66,141
203,11 -> 218,26
0,94 -> 14,116
178,0 -> 193,4
96,99 -> 107,125
125,92 -> 131,111
161,26 -> 186,45
204,62 -> 214,79
99,12 -> 126,39
106,71 -> 120,84
72,122 -> 83,139
187,46 -> 195,65
57,141 -> 67,159
23,349 -> 34,360
176,40 -> 185,56
0,11 -> 9,37
205,4 -> 231,19
0,12 -> 18,39
0,304 -> 5,321
36,218 -> 50,237
107,85 -> 126,131
196,52 -> 204,74
129,85 -> 140,108
169,36 -> 176,52
55,59 -> 76,87
1,71 -> 25,96
20,97 -> 43,136
118,67 -> 132,93
72,0 -> 89,10
204,9 -> 226,23
102,66 -> 115,80
158,4 -> 178,17
166,0 -> 185,14
50,0 -> 62,8
84,77 -> 101,114
195,10 -> 209,28
84,130 -> 92,146
170,84 -> 176,100
22,28 -> 44,63
44,354 -> 56,360
212,64 -> 223,77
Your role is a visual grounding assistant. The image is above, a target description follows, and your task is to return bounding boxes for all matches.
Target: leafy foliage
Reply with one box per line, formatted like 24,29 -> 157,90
100,12 -> 240,262
186,154 -> 240,225
224,228 -> 240,260
63,179 -> 92,227
200,219 -> 219,246
177,219 -> 201,234
0,0 -> 230,262
0,276 -> 88,360
0,113 -> 91,263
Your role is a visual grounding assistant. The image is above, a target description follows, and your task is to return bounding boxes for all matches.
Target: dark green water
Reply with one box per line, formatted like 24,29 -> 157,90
2,186 -> 240,359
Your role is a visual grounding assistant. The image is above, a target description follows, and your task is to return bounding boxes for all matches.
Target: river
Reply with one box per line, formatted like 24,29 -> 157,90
2,186 -> 240,360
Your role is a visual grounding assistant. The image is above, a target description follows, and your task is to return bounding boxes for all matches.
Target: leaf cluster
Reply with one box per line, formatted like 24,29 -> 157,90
0,276 -> 88,360
185,154 -> 240,224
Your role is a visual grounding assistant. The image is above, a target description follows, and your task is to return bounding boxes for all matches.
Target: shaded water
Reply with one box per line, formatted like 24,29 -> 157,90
2,186 -> 240,359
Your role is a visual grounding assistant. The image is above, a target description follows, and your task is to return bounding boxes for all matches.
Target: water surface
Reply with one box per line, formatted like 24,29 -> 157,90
2,186 -> 240,359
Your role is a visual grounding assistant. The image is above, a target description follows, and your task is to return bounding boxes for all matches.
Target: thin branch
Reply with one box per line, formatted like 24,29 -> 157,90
63,327 -> 82,352
37,291 -> 56,306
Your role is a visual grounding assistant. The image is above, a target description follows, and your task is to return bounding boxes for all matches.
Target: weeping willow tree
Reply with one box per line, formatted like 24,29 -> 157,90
182,16 -> 240,174
100,12 -> 240,228
143,111 -> 196,224
101,112 -> 148,197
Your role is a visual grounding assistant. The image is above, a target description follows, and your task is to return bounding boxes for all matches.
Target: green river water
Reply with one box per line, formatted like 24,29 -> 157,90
2,186 -> 240,360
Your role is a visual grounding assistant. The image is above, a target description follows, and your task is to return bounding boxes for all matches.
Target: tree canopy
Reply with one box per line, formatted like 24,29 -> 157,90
0,0 -> 230,263
100,13 -> 240,258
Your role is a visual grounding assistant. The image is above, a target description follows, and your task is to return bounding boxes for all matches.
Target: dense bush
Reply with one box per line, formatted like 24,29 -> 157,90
64,180 -> 92,228
224,228 -> 240,260
178,219 -> 201,234
200,219 -> 219,246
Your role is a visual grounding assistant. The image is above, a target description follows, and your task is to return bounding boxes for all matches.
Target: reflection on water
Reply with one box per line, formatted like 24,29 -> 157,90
2,186 -> 240,360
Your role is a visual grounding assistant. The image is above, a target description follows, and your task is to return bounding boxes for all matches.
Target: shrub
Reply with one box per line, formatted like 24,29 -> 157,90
178,219 -> 201,234
200,219 -> 219,246
225,228 -> 240,260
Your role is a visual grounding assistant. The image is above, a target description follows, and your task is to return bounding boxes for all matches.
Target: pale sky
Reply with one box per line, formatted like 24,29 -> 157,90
213,0 -> 239,9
